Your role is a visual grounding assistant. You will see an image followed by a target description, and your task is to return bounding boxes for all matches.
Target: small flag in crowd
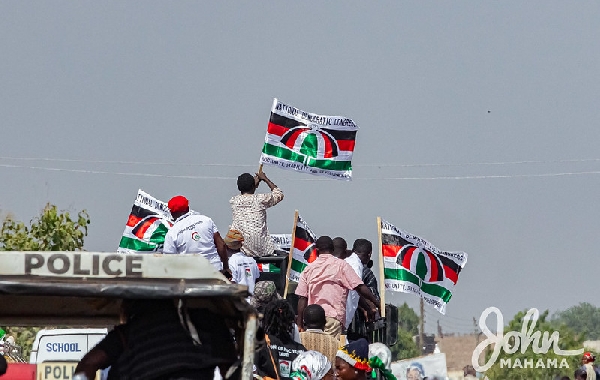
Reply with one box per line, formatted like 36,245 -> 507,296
257,263 -> 281,273
117,189 -> 173,254
288,213 -> 317,282
260,98 -> 358,180
380,218 -> 467,314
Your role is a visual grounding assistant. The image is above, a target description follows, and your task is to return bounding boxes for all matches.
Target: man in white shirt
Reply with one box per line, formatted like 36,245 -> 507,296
162,195 -> 228,273
341,237 -> 363,329
224,229 -> 259,296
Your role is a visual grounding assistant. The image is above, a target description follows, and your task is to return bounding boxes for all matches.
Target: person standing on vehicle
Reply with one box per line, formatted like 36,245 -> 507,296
225,229 -> 259,296
295,236 -> 380,339
163,195 -> 229,273
230,171 -> 284,257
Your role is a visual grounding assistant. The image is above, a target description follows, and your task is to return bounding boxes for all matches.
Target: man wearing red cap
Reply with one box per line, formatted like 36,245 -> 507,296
163,195 -> 228,273
582,351 -> 598,380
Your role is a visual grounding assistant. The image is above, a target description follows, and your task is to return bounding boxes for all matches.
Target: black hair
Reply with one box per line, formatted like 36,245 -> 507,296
333,237 -> 347,257
574,368 -> 587,380
352,238 -> 373,255
315,236 -> 334,253
237,173 -> 255,193
0,355 -> 6,375
263,299 -> 295,342
303,304 -> 326,329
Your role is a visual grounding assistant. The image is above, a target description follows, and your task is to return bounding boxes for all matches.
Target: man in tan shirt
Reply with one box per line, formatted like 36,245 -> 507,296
299,304 -> 340,365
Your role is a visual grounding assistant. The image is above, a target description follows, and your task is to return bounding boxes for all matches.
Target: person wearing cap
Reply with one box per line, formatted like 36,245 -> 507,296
405,362 -> 425,380
582,351 -> 598,380
162,195 -> 228,272
295,236 -> 380,339
335,338 -> 371,380
225,229 -> 259,297
230,171 -> 284,257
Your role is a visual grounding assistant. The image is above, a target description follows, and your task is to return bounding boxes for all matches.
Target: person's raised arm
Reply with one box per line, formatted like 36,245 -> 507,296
296,296 -> 308,331
257,171 -> 277,191
74,346 -> 112,379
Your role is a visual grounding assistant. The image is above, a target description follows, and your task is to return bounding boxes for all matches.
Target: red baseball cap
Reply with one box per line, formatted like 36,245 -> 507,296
167,195 -> 189,214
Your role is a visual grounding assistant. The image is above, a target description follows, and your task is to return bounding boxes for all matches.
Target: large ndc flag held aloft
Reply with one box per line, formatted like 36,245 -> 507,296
379,218 -> 468,314
260,98 -> 358,180
118,190 -> 173,254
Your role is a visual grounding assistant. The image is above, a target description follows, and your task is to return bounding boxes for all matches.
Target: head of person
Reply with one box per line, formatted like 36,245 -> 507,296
0,354 -> 6,376
368,343 -> 392,371
335,338 -> 371,380
224,229 -> 244,254
167,195 -> 189,220
251,280 -> 281,314
332,237 -> 348,259
352,239 -> 373,266
291,350 -> 332,380
575,368 -> 587,380
303,304 -> 326,331
315,236 -> 334,256
237,172 -> 257,194
263,299 -> 296,342
462,364 -> 476,376
582,351 -> 596,364
406,362 -> 424,380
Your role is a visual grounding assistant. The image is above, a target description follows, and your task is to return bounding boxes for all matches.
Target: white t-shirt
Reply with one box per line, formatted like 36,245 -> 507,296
229,251 -> 259,294
162,212 -> 222,270
344,252 -> 363,328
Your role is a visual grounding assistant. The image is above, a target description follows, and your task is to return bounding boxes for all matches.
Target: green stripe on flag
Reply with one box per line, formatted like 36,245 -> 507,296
262,143 -> 352,171
300,133 -> 318,157
416,253 -> 427,280
291,258 -> 307,274
119,236 -> 160,251
148,223 -> 169,244
384,268 -> 453,302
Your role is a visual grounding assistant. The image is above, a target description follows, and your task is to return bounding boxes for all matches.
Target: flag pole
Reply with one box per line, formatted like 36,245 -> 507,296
377,216 -> 386,318
283,210 -> 299,299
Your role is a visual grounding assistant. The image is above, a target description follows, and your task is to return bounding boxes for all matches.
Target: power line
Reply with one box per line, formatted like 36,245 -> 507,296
3,162 -> 600,181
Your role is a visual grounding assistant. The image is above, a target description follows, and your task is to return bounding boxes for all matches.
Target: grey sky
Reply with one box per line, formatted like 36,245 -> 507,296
1,2 -> 599,334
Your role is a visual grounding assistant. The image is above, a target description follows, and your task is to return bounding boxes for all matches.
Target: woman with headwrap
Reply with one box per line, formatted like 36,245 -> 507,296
335,338 -> 371,380
255,299 -> 306,380
290,350 -> 332,380
367,343 -> 396,380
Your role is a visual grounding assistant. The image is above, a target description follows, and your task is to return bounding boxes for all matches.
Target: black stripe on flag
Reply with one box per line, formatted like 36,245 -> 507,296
439,256 -> 462,275
321,128 -> 357,141
381,233 -> 411,247
270,113 -> 305,128
295,226 -> 315,243
131,205 -> 158,219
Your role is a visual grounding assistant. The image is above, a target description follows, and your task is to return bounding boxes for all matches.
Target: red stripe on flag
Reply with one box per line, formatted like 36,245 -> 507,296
382,245 -> 401,258
401,247 -> 417,270
443,265 -> 458,284
307,249 -> 317,263
126,214 -> 142,227
322,134 -> 334,158
284,129 -> 305,150
337,140 -> 355,152
426,251 -> 439,282
267,122 -> 289,137
134,217 -> 158,239
295,237 -> 312,252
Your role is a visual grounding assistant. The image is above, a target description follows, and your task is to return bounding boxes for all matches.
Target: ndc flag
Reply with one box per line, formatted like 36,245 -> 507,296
288,213 -> 317,282
118,189 -> 173,254
260,98 -> 358,180
380,218 -> 467,315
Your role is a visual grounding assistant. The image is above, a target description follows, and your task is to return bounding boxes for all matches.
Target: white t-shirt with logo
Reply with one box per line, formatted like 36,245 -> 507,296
229,252 -> 259,294
162,212 -> 222,269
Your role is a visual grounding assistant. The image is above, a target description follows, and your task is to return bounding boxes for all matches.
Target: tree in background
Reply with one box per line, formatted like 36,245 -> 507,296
0,203 -> 90,359
390,302 -> 420,360
483,309 -> 583,380
553,302 -> 600,341
0,203 -> 89,251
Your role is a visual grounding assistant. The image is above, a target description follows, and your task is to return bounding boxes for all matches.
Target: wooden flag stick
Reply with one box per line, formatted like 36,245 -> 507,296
377,216 -> 386,318
258,164 -> 263,174
283,210 -> 299,299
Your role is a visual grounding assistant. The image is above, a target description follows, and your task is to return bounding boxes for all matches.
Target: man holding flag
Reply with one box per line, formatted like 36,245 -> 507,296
295,236 -> 380,339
